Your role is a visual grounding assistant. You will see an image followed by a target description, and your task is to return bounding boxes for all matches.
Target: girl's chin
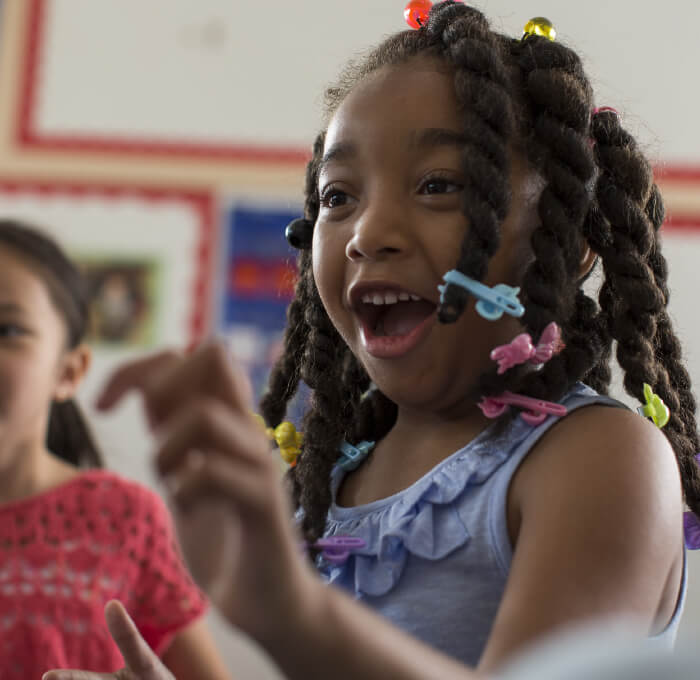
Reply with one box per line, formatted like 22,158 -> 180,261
363,376 -> 442,410
363,366 -> 483,416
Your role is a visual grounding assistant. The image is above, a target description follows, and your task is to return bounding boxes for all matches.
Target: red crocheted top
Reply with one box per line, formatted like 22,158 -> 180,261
0,470 -> 207,678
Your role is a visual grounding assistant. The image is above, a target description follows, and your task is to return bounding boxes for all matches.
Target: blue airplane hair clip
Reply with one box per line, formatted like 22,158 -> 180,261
438,270 -> 525,321
337,440 -> 376,471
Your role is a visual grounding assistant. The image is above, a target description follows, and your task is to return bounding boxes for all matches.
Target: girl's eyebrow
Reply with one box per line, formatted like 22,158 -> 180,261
319,141 -> 357,174
318,128 -> 467,176
0,301 -> 25,315
409,127 -> 468,151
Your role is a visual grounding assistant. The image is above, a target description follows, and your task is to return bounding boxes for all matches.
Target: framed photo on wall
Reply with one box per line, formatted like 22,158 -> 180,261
77,254 -> 161,348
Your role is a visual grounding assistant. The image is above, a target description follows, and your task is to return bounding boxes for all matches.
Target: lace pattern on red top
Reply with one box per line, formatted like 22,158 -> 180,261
0,470 -> 207,678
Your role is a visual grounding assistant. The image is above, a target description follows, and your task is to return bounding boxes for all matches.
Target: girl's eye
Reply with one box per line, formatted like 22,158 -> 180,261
420,177 -> 463,195
320,187 -> 351,209
0,323 -> 25,339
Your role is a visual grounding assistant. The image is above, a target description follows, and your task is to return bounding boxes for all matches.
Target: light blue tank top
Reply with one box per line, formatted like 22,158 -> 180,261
320,383 -> 686,666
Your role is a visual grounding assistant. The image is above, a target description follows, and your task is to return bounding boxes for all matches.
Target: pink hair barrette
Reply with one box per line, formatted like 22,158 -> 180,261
302,536 -> 366,565
478,392 -> 567,426
490,322 -> 563,375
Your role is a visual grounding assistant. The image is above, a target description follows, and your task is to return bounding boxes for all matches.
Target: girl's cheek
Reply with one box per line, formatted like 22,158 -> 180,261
0,359 -> 47,426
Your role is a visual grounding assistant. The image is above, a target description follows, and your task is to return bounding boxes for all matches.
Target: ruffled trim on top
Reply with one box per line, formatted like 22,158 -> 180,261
321,416 -> 535,597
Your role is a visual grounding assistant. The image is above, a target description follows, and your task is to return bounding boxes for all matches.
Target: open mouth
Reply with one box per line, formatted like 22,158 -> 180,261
346,283 -> 438,360
358,291 -> 437,337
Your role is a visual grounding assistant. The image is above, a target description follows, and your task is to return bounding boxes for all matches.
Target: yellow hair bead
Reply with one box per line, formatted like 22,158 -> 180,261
639,383 -> 670,428
253,414 -> 303,465
273,422 -> 301,450
523,17 -> 556,41
273,421 -> 303,465
279,446 -> 301,465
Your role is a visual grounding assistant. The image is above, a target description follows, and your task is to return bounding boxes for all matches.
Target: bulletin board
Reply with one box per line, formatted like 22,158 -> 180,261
0,180 -> 216,346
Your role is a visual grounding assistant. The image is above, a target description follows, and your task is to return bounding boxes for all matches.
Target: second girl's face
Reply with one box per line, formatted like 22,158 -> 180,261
313,57 -> 541,417
0,247 -> 73,460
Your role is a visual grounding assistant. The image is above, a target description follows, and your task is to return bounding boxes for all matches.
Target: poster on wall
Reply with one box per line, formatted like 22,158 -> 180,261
221,202 -> 308,423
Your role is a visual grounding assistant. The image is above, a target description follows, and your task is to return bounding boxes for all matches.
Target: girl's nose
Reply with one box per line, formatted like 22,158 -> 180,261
345,199 -> 412,262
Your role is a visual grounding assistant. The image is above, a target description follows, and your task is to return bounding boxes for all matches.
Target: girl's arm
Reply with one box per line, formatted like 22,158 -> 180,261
477,404 -> 683,672
44,596 -> 482,680
161,619 -> 232,680
266,579 -> 484,679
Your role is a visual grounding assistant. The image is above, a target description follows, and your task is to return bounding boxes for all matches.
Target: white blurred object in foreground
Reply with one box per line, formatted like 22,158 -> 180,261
498,621 -> 698,680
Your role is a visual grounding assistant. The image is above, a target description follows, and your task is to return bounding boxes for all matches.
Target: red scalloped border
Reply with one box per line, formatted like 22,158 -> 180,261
17,0 -> 310,164
0,179 -> 216,342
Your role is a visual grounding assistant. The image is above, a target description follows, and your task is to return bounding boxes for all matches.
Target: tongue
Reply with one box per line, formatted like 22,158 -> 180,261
379,300 -> 435,337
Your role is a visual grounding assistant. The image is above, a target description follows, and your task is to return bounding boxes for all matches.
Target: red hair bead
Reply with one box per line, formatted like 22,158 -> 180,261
404,0 -> 432,29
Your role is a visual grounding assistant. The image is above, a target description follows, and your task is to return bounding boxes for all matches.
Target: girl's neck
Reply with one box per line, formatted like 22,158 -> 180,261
385,405 -> 491,465
375,403 -> 492,480
337,403 -> 492,508
0,442 -> 78,505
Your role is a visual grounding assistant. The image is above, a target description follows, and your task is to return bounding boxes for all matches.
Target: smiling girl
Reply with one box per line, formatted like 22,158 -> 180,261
45,3 -> 696,679
0,221 -> 231,679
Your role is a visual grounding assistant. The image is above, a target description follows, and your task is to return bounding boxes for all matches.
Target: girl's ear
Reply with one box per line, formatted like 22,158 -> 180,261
54,343 -> 92,402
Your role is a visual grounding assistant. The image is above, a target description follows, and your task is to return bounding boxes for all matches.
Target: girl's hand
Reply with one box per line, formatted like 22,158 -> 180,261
95,344 -> 322,646
43,601 -> 174,680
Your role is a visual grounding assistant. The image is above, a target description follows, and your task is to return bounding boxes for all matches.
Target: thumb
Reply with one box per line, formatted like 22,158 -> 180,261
104,601 -> 171,678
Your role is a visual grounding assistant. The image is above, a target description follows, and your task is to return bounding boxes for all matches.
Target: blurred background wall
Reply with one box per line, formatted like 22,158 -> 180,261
0,1 -> 697,676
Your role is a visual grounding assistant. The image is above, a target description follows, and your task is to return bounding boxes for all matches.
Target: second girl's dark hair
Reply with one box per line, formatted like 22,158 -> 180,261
0,219 -> 102,467
261,1 -> 700,545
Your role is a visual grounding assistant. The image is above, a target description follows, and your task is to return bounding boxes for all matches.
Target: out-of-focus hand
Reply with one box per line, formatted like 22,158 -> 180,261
95,344 -> 321,645
43,601 -> 174,680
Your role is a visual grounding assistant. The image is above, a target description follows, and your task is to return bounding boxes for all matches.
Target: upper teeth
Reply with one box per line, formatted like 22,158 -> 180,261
361,291 -> 421,305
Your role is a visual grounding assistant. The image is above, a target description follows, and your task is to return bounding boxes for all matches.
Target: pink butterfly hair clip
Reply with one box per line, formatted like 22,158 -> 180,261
490,322 -> 564,375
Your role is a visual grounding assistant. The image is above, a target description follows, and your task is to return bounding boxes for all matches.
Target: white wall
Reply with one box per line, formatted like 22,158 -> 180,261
27,0 -> 700,161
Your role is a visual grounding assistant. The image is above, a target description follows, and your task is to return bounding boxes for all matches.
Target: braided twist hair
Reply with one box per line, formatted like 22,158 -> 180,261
260,1 -> 699,545
590,116 -> 700,516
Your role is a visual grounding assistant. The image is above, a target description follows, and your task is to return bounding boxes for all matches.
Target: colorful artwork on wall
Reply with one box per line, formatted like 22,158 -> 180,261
221,202 -> 308,422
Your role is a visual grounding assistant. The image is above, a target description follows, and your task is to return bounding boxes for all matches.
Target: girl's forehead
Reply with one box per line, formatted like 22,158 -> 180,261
324,59 -> 460,148
0,247 -> 62,316
0,246 -> 41,287
338,56 -> 452,107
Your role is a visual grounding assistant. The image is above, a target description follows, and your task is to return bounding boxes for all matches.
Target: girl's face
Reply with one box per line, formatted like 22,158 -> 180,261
0,247 -> 88,463
313,58 -> 541,417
